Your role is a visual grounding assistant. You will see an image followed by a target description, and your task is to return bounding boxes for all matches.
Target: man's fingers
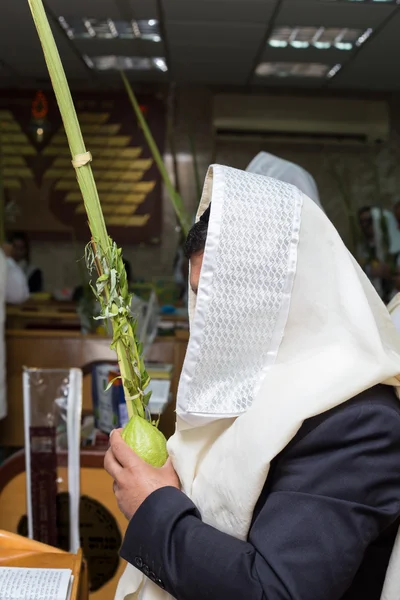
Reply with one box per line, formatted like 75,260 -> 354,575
104,446 -> 123,479
110,429 -> 142,468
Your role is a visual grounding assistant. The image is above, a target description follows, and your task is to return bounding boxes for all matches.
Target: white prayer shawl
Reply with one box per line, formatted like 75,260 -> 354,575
116,166 -> 400,600
246,151 -> 323,209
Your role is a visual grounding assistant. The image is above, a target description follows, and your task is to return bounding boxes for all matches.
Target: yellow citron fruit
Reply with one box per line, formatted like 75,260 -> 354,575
122,415 -> 168,467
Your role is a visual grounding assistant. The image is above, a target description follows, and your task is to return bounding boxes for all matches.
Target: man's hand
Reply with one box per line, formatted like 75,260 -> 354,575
104,429 -> 180,520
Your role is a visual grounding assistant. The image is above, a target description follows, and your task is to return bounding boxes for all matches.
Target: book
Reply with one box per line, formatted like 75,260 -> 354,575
0,567 -> 73,600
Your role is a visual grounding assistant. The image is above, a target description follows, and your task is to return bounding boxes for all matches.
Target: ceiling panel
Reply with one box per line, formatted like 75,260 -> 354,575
126,0 -> 159,18
49,0 -> 123,19
329,9 -> 400,90
275,0 -> 396,28
0,1 -> 88,80
165,22 -> 266,48
0,0 -> 397,91
172,67 -> 250,85
252,75 -> 328,89
172,57 -> 254,84
50,0 -> 158,20
168,45 -> 256,64
162,0 -> 278,23
73,39 -> 166,58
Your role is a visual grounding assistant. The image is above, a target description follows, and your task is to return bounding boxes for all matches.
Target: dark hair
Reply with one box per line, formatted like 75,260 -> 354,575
394,201 -> 400,210
358,206 -> 371,219
9,231 -> 30,261
9,231 -> 29,245
184,205 -> 211,259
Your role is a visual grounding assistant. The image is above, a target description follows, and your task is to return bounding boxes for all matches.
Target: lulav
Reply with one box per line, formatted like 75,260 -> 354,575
27,0 -> 168,466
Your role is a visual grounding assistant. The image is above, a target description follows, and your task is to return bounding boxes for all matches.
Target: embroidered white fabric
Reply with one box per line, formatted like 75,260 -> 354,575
182,167 -> 301,416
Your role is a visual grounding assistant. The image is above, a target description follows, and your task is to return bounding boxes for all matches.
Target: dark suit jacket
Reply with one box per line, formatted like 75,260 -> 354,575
120,385 -> 400,599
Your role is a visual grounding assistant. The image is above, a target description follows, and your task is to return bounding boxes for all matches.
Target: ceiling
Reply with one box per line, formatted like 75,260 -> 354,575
1,0 -> 400,91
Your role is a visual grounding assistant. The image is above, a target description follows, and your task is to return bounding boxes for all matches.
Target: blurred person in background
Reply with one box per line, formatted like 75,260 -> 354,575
387,294 -> 400,333
0,243 -> 29,421
358,206 -> 400,302
246,151 -> 323,210
173,242 -> 189,305
393,201 -> 400,229
9,231 -> 43,293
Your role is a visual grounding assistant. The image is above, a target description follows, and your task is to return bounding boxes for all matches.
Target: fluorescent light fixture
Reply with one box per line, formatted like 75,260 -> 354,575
83,55 -> 94,69
268,26 -> 372,50
59,17 -> 162,41
255,62 -> 332,78
84,55 -> 168,72
327,63 -> 342,78
153,57 -> 168,72
356,28 -> 373,46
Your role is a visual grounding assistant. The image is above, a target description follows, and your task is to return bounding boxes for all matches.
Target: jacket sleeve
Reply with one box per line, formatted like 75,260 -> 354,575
120,403 -> 400,600
6,258 -> 29,304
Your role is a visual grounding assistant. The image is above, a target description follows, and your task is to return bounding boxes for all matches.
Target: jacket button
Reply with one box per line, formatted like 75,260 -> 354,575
156,578 -> 165,590
149,571 -> 156,582
143,564 -> 150,576
134,557 -> 143,569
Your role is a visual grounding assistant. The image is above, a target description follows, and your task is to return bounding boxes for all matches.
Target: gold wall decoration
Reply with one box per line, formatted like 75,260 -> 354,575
1,92 -> 165,244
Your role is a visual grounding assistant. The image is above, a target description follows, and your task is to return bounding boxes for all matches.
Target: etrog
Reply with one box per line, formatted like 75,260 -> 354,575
122,415 -> 168,467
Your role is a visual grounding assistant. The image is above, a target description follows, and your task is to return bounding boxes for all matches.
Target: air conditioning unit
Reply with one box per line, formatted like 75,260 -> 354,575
213,94 -> 390,145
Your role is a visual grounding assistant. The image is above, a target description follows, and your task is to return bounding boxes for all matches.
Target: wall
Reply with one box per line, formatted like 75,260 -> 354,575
25,88 -> 400,293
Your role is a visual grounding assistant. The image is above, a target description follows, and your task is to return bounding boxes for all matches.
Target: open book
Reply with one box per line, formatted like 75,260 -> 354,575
0,567 -> 73,600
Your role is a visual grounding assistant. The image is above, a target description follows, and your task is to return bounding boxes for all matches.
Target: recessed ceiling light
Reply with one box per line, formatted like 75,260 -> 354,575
59,17 -> 161,42
255,62 -> 334,78
269,26 -> 372,50
84,55 -> 168,72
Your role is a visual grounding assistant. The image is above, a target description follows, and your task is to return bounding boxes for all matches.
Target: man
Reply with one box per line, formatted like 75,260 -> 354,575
388,293 -> 400,333
106,166 -> 400,600
246,150 -> 323,209
0,244 -> 29,420
394,201 -> 400,229
358,206 -> 400,301
9,231 -> 43,293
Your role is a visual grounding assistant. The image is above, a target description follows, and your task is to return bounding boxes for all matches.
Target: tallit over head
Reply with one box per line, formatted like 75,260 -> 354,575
246,150 -> 323,209
116,165 -> 400,600
178,165 -> 400,427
